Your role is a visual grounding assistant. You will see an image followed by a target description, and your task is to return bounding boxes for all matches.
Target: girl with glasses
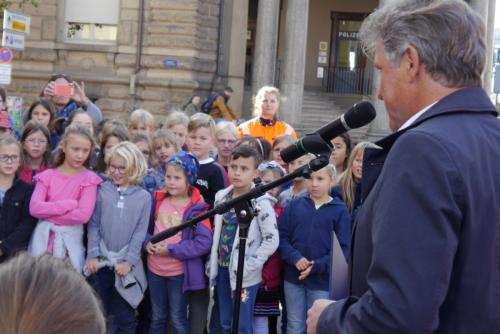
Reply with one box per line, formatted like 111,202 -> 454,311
0,136 -> 37,263
85,141 -> 151,333
215,121 -> 238,172
19,121 -> 52,185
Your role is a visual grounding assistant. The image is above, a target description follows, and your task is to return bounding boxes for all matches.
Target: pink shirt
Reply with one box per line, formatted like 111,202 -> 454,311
148,198 -> 187,277
29,168 -> 102,226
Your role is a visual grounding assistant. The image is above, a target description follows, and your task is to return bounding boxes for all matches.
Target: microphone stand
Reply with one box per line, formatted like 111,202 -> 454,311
150,154 -> 331,333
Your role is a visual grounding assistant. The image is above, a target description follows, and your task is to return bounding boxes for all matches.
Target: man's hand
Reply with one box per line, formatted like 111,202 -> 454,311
307,299 -> 336,334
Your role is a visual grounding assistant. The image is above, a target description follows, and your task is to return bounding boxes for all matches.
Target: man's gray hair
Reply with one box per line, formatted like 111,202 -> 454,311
360,0 -> 485,88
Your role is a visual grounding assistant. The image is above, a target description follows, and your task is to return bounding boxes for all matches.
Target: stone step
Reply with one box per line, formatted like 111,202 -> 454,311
297,91 -> 369,139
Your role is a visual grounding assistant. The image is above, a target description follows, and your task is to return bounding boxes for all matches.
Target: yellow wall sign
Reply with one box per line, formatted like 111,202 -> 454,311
3,10 -> 30,34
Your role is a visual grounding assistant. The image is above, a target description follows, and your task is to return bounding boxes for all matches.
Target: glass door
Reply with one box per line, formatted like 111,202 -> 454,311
327,13 -> 371,95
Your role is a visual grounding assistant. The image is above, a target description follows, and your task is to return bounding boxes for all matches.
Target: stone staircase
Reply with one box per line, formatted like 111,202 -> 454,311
294,90 -> 371,144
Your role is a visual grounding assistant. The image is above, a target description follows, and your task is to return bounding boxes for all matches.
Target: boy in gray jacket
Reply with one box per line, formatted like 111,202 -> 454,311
207,145 -> 279,334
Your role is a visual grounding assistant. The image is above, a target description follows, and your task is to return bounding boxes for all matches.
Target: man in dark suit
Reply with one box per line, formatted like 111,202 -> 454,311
307,1 -> 500,333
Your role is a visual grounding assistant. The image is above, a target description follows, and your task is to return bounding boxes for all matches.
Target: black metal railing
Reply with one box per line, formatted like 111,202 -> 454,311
323,67 -> 373,95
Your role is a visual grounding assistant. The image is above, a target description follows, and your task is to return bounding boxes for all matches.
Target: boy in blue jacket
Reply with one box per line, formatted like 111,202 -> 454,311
279,163 -> 351,334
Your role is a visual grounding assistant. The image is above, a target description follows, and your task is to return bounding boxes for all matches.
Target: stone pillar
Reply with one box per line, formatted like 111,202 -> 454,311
468,0 -> 494,92
251,0 -> 280,96
366,0 -> 393,141
281,0 -> 309,127
485,0 -> 496,93
224,0 -> 249,118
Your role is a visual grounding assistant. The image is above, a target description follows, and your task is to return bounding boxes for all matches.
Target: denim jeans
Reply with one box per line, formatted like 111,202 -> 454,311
93,267 -> 137,334
209,287 -> 222,333
147,271 -> 188,334
214,266 -> 260,334
283,281 -> 329,334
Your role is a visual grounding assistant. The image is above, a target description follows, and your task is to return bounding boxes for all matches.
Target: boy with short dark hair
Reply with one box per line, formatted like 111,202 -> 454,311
207,145 -> 279,334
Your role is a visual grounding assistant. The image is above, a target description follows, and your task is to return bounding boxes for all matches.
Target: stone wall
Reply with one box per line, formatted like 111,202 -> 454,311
7,0 -> 221,123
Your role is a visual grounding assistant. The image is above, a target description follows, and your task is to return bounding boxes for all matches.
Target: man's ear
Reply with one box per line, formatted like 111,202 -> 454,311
403,45 -> 421,82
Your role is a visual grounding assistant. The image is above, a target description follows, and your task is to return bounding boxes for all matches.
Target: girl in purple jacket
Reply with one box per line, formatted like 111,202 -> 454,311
145,151 -> 212,334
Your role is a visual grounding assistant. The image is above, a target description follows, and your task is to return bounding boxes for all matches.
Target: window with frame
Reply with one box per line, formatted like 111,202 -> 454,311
64,0 -> 119,44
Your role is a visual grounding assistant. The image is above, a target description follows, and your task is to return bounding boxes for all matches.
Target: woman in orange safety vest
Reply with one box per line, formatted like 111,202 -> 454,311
237,86 -> 297,144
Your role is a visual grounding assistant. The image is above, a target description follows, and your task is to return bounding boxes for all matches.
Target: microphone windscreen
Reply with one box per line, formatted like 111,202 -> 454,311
344,101 -> 376,129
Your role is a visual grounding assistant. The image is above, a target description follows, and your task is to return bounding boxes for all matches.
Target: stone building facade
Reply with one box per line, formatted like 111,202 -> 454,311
8,0 -> 233,122
4,0 -> 496,136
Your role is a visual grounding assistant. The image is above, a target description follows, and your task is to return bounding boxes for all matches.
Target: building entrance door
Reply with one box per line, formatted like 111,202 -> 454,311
326,12 -> 371,95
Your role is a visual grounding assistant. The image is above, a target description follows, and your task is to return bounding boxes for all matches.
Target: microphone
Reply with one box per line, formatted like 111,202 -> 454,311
280,101 -> 376,163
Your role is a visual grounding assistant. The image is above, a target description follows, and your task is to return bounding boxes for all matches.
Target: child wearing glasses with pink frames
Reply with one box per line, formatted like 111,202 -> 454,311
19,121 -> 52,185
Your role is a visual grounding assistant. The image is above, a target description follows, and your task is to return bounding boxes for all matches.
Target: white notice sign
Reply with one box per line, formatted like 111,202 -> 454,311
0,63 -> 12,85
3,10 -> 30,34
317,67 -> 324,79
2,30 -> 25,50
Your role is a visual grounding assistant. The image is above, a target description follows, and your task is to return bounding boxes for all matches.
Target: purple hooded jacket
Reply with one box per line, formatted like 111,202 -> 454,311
148,187 -> 212,291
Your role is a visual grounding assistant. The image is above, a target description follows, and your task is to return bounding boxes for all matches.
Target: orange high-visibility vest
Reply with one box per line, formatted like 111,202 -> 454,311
237,117 -> 297,144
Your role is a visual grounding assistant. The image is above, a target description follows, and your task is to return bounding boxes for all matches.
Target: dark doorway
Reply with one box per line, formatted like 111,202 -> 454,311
325,12 -> 371,95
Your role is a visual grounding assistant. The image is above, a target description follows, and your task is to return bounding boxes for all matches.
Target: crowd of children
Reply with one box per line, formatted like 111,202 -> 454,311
0,82 -> 373,334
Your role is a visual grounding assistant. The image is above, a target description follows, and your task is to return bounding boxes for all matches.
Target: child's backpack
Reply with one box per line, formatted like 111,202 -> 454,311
200,93 -> 219,114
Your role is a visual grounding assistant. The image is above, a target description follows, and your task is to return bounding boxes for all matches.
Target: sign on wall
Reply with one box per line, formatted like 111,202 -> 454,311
0,63 -> 12,85
2,30 -> 24,50
2,10 -> 30,51
3,10 -> 30,34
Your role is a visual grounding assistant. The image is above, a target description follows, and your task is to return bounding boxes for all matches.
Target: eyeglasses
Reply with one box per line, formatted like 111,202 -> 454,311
26,138 -> 48,145
217,139 -> 236,146
0,154 -> 20,163
108,164 -> 127,174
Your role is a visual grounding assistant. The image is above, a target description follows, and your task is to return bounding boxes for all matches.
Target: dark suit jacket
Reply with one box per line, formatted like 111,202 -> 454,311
318,87 -> 500,333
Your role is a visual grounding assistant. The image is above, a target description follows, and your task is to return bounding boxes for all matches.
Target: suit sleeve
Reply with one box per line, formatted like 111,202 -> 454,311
317,131 -> 463,334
